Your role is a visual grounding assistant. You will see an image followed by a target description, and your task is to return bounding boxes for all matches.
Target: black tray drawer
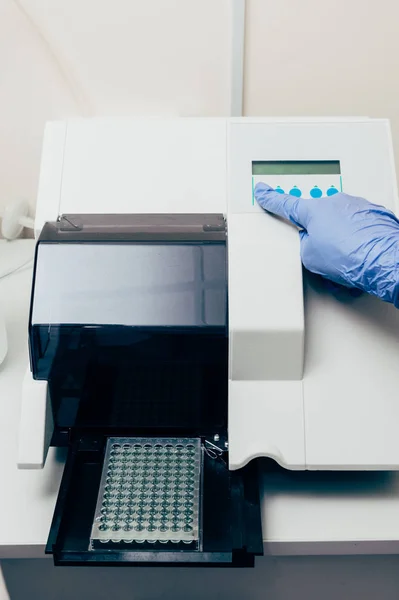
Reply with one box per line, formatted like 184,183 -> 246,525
46,436 -> 263,567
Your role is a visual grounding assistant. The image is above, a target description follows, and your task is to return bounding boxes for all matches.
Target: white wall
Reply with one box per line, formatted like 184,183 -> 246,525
0,0 -> 231,215
244,0 -> 399,174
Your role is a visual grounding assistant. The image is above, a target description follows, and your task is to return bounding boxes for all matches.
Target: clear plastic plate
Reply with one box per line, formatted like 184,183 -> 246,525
90,437 -> 202,548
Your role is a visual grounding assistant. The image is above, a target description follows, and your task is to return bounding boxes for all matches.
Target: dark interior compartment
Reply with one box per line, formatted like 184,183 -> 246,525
32,326 -> 228,437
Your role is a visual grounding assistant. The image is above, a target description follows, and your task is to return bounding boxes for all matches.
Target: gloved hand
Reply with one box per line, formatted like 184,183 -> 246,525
255,182 -> 399,307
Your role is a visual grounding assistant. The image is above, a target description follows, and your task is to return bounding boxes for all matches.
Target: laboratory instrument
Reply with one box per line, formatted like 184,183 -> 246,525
18,117 -> 399,567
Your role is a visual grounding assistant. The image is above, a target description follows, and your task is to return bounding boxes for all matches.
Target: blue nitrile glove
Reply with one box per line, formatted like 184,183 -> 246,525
254,182 -> 399,307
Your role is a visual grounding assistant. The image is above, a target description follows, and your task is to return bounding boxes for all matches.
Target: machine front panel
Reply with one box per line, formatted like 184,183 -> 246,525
229,121 -> 397,214
228,119 -> 399,470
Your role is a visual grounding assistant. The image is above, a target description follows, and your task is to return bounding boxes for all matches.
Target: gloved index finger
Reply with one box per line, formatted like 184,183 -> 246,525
254,182 -> 310,229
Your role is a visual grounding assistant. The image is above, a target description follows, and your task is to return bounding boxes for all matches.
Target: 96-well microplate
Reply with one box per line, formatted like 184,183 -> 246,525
90,437 -> 202,549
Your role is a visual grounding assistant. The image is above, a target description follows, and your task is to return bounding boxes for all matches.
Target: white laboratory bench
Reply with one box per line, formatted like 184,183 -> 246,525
1,239 -> 399,561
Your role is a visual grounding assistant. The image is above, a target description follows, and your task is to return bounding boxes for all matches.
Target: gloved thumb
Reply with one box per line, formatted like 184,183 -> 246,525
255,182 -> 311,229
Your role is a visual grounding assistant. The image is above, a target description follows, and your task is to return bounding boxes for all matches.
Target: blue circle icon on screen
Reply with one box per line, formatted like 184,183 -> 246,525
275,186 -> 285,194
327,186 -> 339,196
289,186 -> 302,197
310,186 -> 322,198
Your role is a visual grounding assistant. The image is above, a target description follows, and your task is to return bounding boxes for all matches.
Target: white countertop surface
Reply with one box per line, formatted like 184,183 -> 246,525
1,239 -> 399,559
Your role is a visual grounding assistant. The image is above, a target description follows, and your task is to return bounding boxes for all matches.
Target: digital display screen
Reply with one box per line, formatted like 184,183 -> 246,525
252,161 -> 341,176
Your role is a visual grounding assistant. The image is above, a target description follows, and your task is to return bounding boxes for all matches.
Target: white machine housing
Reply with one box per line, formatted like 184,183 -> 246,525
19,116 -> 399,471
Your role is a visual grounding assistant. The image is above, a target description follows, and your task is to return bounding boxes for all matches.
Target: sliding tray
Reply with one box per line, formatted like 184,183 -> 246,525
46,435 -> 263,567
